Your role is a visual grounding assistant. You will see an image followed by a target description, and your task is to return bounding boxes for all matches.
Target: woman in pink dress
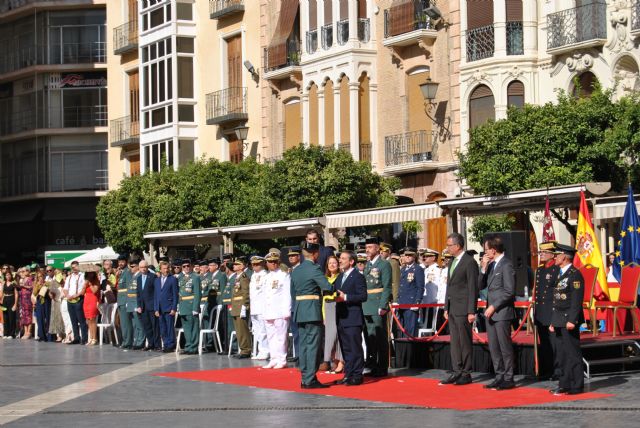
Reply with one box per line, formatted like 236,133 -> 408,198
82,271 -> 101,345
17,267 -> 34,339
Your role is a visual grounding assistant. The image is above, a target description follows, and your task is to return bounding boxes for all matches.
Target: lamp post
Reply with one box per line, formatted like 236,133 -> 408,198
419,77 -> 451,143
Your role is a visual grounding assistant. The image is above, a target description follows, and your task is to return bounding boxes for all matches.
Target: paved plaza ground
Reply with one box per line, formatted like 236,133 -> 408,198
1,340 -> 639,427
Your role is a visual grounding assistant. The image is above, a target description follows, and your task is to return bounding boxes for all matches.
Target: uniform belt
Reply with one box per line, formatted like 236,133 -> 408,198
296,295 -> 319,301
127,293 -> 137,298
232,296 -> 244,301
222,298 -> 231,303
181,296 -> 194,301
200,297 -> 207,301
367,288 -> 384,294
118,289 -> 128,293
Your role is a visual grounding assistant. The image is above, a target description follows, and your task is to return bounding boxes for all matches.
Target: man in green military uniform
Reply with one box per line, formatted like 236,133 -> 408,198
231,258 -> 251,358
125,259 -> 145,350
220,253 -> 236,354
178,259 -> 201,355
381,243 -> 401,303
291,241 -> 333,389
363,237 -> 392,377
208,258 -> 226,352
199,259 -> 213,351
116,255 -> 133,349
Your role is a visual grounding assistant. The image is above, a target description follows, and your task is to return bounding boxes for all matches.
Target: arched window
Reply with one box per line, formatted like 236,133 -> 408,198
507,80 -> 524,108
572,71 -> 598,98
469,84 -> 495,129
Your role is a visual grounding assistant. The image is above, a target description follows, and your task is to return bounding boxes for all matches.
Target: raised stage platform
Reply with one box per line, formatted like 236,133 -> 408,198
392,332 -> 640,377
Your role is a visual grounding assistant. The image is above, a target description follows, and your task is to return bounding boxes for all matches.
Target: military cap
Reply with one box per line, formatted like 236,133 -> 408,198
265,251 -> 281,262
401,247 -> 417,256
357,253 -> 367,262
365,237 -> 380,245
250,255 -> 265,264
441,249 -> 453,258
158,256 -> 169,263
355,242 -> 366,252
181,258 -> 191,265
233,256 -> 248,265
172,258 -> 182,266
193,260 -> 202,266
128,258 -> 140,265
268,248 -> 281,256
288,246 -> 301,256
117,254 -> 128,261
554,243 -> 577,257
421,248 -> 439,257
208,258 -> 221,265
539,241 -> 557,252
380,242 -> 392,252
222,253 -> 234,261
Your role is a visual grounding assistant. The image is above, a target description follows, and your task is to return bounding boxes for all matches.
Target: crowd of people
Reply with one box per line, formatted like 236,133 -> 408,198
0,228 -> 586,394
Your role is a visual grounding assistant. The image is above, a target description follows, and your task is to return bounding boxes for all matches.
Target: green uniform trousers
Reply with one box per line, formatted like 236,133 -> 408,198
298,321 -> 323,385
232,316 -> 251,356
118,305 -> 133,347
180,314 -> 200,353
132,312 -> 146,347
364,314 -> 389,372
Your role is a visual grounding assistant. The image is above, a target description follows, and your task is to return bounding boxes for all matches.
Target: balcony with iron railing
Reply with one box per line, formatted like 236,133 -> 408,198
0,41 -> 106,76
209,0 -> 244,20
506,21 -> 523,55
263,41 -> 301,80
383,4 -> 437,47
110,116 -> 140,147
546,2 -> 607,54
206,87 -> 248,125
384,130 -> 438,173
321,24 -> 333,50
631,0 -> 640,35
466,24 -> 494,62
113,20 -> 138,55
306,29 -> 318,54
0,105 -> 107,137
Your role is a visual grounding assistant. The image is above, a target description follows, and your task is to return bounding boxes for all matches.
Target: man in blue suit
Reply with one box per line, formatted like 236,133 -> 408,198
154,260 -> 178,352
397,247 -> 425,337
137,260 -> 160,351
334,251 -> 368,386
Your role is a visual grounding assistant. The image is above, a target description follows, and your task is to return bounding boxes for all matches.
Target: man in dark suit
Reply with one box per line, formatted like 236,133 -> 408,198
154,261 -> 179,352
334,251 -> 368,386
549,244 -> 584,395
303,228 -> 334,272
440,232 -> 479,386
136,260 -> 160,351
479,235 -> 516,390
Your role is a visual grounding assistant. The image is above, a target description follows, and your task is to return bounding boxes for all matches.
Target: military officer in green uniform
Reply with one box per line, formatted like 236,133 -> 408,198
172,259 -> 182,279
199,259 -> 213,350
178,259 -> 201,355
363,237 -> 392,377
116,255 -> 133,349
381,243 -> 401,303
125,259 -> 145,350
220,254 -> 236,354
231,257 -> 251,358
291,242 -> 333,389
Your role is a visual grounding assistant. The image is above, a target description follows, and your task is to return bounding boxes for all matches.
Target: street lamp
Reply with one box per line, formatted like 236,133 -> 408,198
233,125 -> 249,142
419,78 -> 439,107
419,77 -> 451,142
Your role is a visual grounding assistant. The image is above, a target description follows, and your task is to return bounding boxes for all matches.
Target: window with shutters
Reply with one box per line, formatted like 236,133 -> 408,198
469,85 -> 495,129
507,80 -> 524,108
466,0 -> 494,61
506,0 -> 523,55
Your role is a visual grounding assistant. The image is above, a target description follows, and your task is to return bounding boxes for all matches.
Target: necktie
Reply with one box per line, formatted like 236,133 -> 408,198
161,276 -> 166,289
450,258 -> 459,275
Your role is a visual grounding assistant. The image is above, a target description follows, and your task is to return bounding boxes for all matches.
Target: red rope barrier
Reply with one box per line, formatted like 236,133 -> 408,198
389,304 -> 448,342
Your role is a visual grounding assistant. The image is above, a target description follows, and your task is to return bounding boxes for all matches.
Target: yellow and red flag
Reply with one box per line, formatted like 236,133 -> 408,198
573,190 -> 609,300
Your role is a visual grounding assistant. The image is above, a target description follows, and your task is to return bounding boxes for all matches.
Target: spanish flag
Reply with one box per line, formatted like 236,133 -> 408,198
573,191 -> 609,299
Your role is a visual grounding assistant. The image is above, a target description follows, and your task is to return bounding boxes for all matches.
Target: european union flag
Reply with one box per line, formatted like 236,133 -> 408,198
613,184 -> 640,282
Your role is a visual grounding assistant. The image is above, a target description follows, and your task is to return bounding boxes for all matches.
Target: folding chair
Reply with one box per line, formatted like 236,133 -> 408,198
198,305 -> 218,355
594,263 -> 640,336
97,303 -> 119,346
578,264 -> 597,335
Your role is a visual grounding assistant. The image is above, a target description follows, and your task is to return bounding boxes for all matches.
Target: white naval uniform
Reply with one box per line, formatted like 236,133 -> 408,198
422,263 -> 442,304
437,266 -> 448,304
249,269 -> 269,358
261,269 -> 291,367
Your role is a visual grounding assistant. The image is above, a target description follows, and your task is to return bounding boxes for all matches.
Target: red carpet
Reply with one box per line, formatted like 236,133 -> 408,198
417,331 -> 640,346
154,367 -> 612,411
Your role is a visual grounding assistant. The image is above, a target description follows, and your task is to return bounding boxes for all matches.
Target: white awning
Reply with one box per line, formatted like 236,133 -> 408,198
325,203 -> 441,229
595,201 -> 640,220
221,218 -> 322,234
144,228 -> 222,241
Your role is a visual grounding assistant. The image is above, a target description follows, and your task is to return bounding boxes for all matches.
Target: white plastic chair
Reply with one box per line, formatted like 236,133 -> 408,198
418,307 -> 440,337
198,305 -> 221,355
97,304 -> 119,346
176,307 -> 205,354
228,331 -> 237,356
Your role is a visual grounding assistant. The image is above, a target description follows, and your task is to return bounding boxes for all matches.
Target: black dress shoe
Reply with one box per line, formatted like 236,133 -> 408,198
132,345 -> 143,351
287,356 -> 299,363
235,353 -> 251,359
301,379 -> 330,389
162,348 -> 175,353
370,370 -> 388,378
567,389 -> 583,395
142,347 -> 152,352
454,375 -> 472,385
334,377 -> 350,385
345,377 -> 363,386
550,387 -> 568,395
439,374 -> 460,385
153,348 -> 163,352
484,378 -> 502,389
496,380 -> 516,390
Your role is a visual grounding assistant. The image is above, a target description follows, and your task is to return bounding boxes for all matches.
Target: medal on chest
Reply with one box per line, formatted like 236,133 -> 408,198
271,279 -> 279,289
407,272 -> 414,283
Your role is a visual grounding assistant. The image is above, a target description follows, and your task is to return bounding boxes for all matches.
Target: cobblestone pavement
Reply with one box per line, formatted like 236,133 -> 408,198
2,340 -> 639,427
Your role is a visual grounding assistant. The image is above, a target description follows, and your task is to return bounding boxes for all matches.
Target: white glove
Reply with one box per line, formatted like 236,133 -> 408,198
240,305 -> 247,319
192,311 -> 199,316
378,308 -> 388,316
410,307 -> 419,312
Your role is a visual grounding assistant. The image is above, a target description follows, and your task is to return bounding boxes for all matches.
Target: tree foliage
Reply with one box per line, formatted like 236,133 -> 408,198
96,146 -> 400,253
468,214 -> 516,244
459,89 -> 640,195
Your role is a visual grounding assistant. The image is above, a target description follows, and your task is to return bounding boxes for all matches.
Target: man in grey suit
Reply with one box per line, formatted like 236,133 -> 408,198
479,234 -> 516,390
440,232 -> 479,386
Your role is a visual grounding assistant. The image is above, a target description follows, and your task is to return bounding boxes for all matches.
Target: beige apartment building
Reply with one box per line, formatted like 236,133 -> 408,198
108,1 -> 462,250
0,0 -> 108,263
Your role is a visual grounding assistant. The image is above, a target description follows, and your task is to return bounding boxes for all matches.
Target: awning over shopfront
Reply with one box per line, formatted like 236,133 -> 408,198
594,195 -> 640,221
325,203 -> 441,229
143,228 -> 223,247
222,218 -> 323,240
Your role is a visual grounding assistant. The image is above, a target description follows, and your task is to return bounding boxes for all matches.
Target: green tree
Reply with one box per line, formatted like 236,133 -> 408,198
468,214 -> 516,244
401,221 -> 423,246
96,146 -> 400,254
459,89 -> 639,195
